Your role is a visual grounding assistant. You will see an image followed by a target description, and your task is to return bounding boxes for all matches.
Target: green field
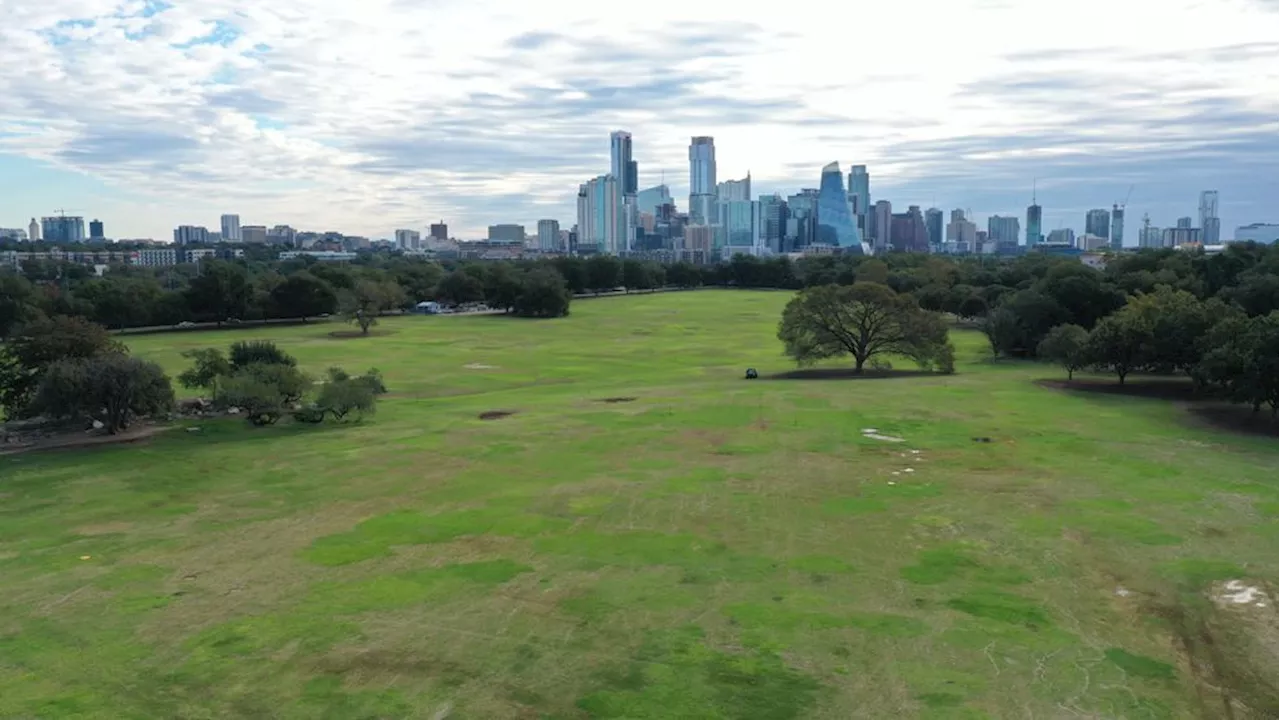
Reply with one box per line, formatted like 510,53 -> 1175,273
2,290 -> 1275,719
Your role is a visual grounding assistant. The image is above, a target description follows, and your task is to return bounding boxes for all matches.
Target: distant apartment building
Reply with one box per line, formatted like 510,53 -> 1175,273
1085,209 -> 1110,238
268,225 -> 297,246
0,227 -> 27,241
1232,223 -> 1278,244
945,209 -> 977,252
1162,227 -> 1201,246
394,229 -> 421,251
1026,202 -> 1042,246
1199,190 -> 1220,244
173,225 -> 210,245
1110,205 -> 1125,249
429,221 -> 449,241
536,219 -> 560,251
241,225 -> 268,244
89,219 -> 105,239
924,208 -> 944,250
1046,228 -> 1075,245
1139,224 -> 1165,248
42,215 -> 85,243
136,247 -> 178,267
487,224 -> 525,243
1077,233 -> 1108,251
220,214 -> 242,242
870,200 -> 892,253
1176,216 -> 1193,229
987,215 -> 1021,244
577,175 -> 623,254
888,206 -> 929,253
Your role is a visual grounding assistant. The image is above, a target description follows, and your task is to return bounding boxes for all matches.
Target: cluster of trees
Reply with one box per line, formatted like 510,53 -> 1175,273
0,317 -> 384,431
0,316 -> 173,433
178,340 -> 386,425
1032,289 -> 1277,412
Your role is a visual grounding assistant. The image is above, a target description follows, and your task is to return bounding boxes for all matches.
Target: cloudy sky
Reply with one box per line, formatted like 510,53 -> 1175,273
1,0 -> 1276,243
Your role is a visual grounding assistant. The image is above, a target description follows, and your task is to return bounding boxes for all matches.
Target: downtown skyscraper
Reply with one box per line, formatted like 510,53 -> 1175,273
688,136 -> 717,225
1199,190 -> 1220,244
609,131 -> 638,196
847,165 -> 869,237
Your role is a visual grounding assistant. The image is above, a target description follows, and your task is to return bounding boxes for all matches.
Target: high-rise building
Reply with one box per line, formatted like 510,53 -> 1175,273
754,194 -> 786,252
847,165 -> 870,237
28,218 -> 40,242
537,219 -> 560,251
1176,217 -> 1193,229
1232,223 -> 1278,243
267,225 -> 297,246
1110,205 -> 1125,249
394,229 -> 421,250
1085,209 -> 1110,239
870,200 -> 892,254
429,221 -> 449,241
610,131 -> 637,196
946,209 -> 977,252
1078,233 -> 1108,251
173,225 -> 210,245
577,174 -> 623,254
925,208 -> 944,250
242,225 -> 268,244
717,174 -> 751,202
1046,228 -> 1075,245
987,215 -> 1021,244
815,162 -> 867,253
1026,202 -> 1042,246
888,206 -> 929,253
487,224 -> 525,242
42,216 -> 85,243
89,219 -> 104,240
220,214 -> 242,242
785,189 -> 819,251
1162,227 -> 1201,246
688,136 -> 716,225
718,200 -> 755,249
1199,190 -> 1220,244
636,185 -> 672,216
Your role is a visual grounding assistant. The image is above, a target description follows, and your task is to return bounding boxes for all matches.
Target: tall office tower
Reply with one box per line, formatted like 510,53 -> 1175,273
1085,209 -> 1110,239
610,131 -> 636,195
718,200 -> 756,249
394,229 -> 421,250
717,174 -> 751,202
636,185 -> 672,216
577,174 -> 623,254
1026,201 -> 1042,246
220,214 -> 242,242
28,217 -> 40,241
1199,190 -> 1220,244
925,208 -> 944,249
1110,205 -> 1125,249
487,224 -> 526,242
847,165 -> 870,236
815,162 -> 867,253
688,136 -> 717,224
946,209 -> 977,252
42,215 -> 86,243
785,189 -> 819,251
987,215 -> 1021,244
871,200 -> 892,254
888,206 -> 929,253
1176,217 -> 1193,229
89,219 -> 104,240
429,221 -> 449,241
537,219 -> 561,251
754,194 -> 785,252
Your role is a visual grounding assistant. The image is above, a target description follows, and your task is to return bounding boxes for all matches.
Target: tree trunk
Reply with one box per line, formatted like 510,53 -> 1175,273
1067,368 -> 1074,380
853,356 -> 866,374
1117,368 -> 1127,385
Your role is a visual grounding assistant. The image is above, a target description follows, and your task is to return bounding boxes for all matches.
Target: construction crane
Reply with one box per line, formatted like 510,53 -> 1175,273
52,208 -> 84,217
1117,185 -> 1134,211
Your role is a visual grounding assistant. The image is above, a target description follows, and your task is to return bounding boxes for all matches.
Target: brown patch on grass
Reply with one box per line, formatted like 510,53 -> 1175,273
0,424 -> 175,457
766,368 -> 937,381
326,329 -> 396,339
479,410 -> 516,421
597,397 -> 637,404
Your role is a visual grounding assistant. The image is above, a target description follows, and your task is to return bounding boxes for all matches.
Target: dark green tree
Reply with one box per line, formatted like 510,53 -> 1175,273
183,260 -> 253,323
1037,323 -> 1090,380
1194,310 -> 1278,413
584,255 -> 623,292
512,269 -> 571,318
33,354 -> 174,434
0,315 -> 124,418
269,272 -> 338,319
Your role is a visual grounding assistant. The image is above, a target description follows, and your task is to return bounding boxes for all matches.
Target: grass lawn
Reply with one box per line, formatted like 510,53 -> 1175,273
1,290 -> 1275,719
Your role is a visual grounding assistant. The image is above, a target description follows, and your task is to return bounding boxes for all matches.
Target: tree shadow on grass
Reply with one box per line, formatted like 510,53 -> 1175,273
1036,378 -> 1277,438
325,329 -> 397,340
765,368 -> 940,381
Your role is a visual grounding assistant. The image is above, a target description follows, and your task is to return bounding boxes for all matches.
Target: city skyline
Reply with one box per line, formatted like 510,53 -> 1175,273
0,0 -> 1276,241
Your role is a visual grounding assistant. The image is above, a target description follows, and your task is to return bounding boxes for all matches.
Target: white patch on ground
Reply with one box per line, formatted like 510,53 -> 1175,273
1215,580 -> 1268,607
862,428 -> 878,434
891,471 -> 900,476
464,363 -> 496,370
1115,587 -> 1132,597
887,481 -> 896,486
904,468 -> 915,473
862,430 -> 905,442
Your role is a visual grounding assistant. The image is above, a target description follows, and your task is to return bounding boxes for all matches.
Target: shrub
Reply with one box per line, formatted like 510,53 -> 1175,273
229,340 -> 297,370
34,354 -> 174,433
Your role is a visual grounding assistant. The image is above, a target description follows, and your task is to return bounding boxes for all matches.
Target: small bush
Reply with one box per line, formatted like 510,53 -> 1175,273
229,340 -> 297,370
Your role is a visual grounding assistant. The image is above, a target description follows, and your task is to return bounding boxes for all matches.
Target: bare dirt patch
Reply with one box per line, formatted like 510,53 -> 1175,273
597,397 -> 637,404
766,368 -> 937,381
1036,379 -> 1278,437
0,424 -> 176,457
478,410 -> 516,421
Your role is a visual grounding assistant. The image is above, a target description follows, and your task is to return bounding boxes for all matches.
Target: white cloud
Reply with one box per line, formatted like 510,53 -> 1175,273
0,0 -> 1275,239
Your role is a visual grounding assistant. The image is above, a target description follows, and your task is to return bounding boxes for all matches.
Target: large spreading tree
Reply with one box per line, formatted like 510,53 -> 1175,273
777,282 -> 952,374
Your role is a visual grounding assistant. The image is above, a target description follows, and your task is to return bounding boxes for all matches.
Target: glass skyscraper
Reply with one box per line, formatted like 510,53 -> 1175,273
610,131 -> 637,195
1026,203 -> 1042,246
816,162 -> 868,254
847,165 -> 870,236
